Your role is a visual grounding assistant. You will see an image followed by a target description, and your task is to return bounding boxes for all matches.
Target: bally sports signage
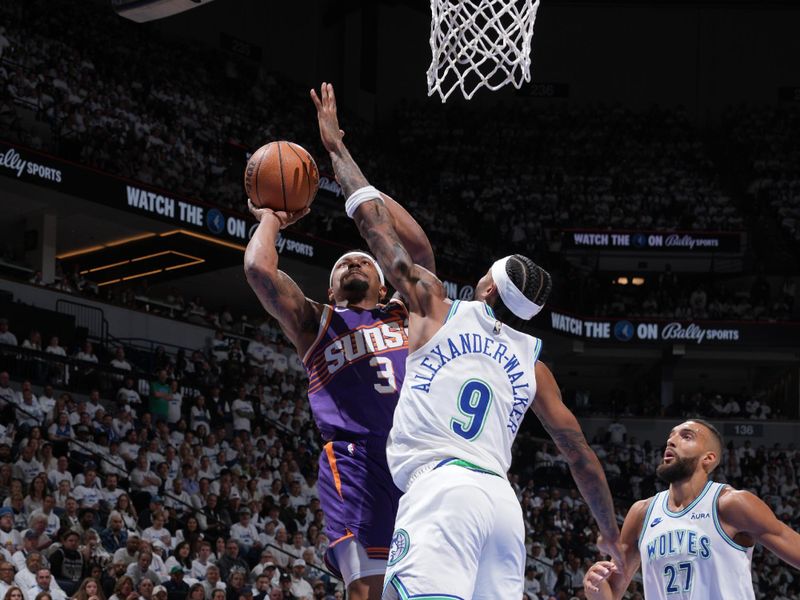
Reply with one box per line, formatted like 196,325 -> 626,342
0,140 -> 348,267
545,310 -> 798,346
561,229 -> 743,253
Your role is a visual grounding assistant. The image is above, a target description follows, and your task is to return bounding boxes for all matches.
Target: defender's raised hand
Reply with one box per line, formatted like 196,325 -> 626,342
310,82 -> 345,154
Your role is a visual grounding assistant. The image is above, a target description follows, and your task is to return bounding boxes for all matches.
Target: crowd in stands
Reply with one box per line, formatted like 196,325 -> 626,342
726,106 -> 800,244
3,0 -> 800,327
569,386 -> 779,422
555,263 -> 797,321
1,311 -> 799,599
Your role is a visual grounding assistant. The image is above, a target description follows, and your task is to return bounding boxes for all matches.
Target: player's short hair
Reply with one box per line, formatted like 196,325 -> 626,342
493,254 -> 552,328
690,418 -> 724,468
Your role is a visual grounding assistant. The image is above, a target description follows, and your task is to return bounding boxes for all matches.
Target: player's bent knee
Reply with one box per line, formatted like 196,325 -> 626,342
347,574 -> 384,600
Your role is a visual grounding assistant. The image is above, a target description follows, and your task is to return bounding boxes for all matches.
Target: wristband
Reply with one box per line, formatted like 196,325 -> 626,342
345,185 -> 381,218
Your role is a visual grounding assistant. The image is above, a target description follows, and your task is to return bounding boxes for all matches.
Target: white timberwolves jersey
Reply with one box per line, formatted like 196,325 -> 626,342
639,481 -> 755,600
387,300 -> 542,491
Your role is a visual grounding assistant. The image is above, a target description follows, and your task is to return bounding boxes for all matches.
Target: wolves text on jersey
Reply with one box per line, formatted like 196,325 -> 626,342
646,529 -> 712,562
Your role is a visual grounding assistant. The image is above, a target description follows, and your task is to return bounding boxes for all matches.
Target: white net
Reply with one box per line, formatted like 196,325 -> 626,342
427,0 -> 541,102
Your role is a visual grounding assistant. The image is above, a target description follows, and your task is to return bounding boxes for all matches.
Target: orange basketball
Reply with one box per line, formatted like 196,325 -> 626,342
244,141 -> 319,212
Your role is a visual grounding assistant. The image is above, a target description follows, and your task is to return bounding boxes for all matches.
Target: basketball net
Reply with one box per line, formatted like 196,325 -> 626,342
427,0 -> 540,102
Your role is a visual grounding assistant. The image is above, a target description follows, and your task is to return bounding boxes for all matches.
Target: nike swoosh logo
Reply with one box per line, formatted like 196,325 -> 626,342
650,518 -> 663,528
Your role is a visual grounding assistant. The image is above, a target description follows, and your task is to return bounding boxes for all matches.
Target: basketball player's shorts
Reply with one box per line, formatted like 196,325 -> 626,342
319,437 -> 402,584
382,459 -> 525,600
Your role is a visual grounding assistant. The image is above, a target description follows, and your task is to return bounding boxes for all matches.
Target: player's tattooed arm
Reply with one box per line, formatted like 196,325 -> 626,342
312,83 -> 436,274
584,500 -> 649,600
244,203 -> 322,355
533,362 -> 622,548
353,198 -> 438,314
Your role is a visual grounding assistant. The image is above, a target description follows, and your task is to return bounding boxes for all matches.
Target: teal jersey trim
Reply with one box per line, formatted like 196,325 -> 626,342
386,575 -> 466,600
435,457 -> 501,477
711,484 -> 749,552
444,300 -> 461,323
662,480 -> 714,518
484,302 -> 495,319
638,492 -> 660,548
532,337 -> 543,363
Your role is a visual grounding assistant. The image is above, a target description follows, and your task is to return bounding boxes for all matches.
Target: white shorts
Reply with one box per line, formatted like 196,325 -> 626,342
382,462 -> 525,600
331,537 -> 389,587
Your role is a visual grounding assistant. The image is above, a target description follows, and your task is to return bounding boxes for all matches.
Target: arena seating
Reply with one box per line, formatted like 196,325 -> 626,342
0,0 -> 798,596
1,309 -> 797,599
3,0 -> 799,324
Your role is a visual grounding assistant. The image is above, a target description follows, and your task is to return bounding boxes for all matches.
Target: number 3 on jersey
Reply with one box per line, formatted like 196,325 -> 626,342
370,356 -> 397,394
451,379 -> 493,441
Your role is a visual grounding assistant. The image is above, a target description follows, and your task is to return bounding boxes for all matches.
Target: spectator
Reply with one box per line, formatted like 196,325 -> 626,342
162,567 -> 188,600
148,372 -> 170,426
110,349 -> 132,373
48,530 -> 84,595
0,320 -> 18,347
112,536 -> 140,569
0,568 -> 16,599
125,553 -> 159,587
136,579 -> 154,600
199,566 -> 224,600
13,448 -> 43,486
107,576 -> 136,600
130,459 -> 161,499
215,542 -> 247,583
75,343 -> 98,365
288,560 -> 311,600
71,577 -> 105,600
100,512 -> 128,554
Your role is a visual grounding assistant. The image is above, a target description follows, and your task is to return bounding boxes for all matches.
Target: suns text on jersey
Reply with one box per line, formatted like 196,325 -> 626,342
323,322 -> 407,374
408,332 -> 531,432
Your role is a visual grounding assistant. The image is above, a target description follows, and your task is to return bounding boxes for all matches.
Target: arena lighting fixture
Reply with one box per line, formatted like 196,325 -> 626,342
616,277 -> 629,285
632,277 -> 645,286
56,233 -> 157,260
80,250 -> 204,275
159,229 -> 246,251
112,0 -> 217,23
95,252 -> 205,287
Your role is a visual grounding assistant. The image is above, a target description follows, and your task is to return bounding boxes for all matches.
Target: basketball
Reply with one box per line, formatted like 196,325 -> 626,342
244,141 -> 320,212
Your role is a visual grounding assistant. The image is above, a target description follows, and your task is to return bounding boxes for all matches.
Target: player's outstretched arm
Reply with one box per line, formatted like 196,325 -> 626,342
310,82 -> 435,273
584,499 -> 648,600
532,361 -> 623,563
380,192 -> 436,274
243,202 -> 322,356
719,488 -> 800,569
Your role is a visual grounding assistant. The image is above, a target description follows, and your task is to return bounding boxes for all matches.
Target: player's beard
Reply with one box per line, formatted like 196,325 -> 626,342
656,454 -> 700,484
341,276 -> 370,302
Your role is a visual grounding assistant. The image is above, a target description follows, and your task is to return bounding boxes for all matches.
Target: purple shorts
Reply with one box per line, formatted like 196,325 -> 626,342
318,437 -> 402,575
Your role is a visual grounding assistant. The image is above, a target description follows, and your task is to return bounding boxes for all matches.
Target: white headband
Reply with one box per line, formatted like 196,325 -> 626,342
490,256 -> 544,320
329,251 -> 385,287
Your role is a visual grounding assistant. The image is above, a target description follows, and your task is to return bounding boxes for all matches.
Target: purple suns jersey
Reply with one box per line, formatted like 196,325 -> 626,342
303,300 -> 409,441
